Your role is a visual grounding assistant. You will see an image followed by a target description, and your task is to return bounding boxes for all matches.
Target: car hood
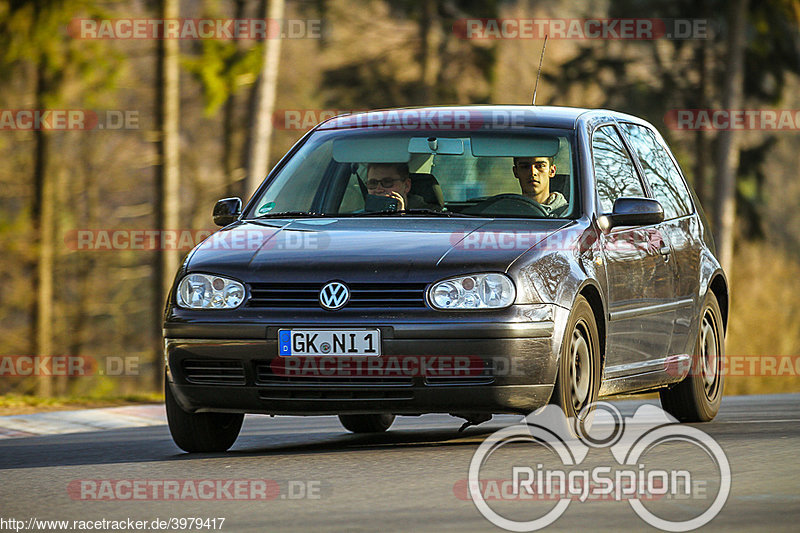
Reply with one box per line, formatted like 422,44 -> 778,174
187,218 -> 572,282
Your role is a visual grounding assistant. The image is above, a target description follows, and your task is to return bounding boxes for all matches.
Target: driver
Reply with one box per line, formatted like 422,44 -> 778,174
512,156 -> 567,216
365,163 -> 440,211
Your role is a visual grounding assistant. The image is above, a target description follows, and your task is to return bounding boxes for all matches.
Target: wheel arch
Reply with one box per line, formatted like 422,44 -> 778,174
709,273 -> 729,333
576,281 -> 606,371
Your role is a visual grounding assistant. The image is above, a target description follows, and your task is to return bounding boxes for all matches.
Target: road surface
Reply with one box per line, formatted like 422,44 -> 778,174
0,394 -> 798,532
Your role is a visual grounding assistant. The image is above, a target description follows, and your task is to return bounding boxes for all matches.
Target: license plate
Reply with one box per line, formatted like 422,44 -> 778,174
278,329 -> 381,356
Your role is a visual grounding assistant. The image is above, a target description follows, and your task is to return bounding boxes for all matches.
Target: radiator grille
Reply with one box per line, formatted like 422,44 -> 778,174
247,282 -> 428,309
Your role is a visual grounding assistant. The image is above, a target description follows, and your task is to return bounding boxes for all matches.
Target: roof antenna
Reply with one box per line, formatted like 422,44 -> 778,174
532,35 -> 548,105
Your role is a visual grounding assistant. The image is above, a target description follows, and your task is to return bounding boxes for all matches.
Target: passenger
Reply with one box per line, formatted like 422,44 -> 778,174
512,156 -> 567,216
365,163 -> 439,211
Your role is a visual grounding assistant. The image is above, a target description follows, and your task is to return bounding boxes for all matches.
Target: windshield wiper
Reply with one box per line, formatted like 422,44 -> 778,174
345,209 -> 480,218
251,209 -> 481,219
251,211 -> 328,219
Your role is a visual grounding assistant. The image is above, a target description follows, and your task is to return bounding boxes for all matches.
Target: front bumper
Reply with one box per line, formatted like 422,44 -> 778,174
164,305 -> 567,416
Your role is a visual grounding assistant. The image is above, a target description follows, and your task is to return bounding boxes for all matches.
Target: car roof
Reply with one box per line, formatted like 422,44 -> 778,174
315,105 -> 648,131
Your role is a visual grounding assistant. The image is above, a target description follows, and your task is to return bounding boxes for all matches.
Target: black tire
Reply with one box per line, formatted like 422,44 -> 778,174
660,291 -> 724,422
549,295 -> 601,427
338,414 -> 395,433
165,379 -> 244,452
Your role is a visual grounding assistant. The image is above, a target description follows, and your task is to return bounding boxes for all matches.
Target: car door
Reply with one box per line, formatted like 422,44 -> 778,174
619,122 -> 699,358
591,124 -> 677,377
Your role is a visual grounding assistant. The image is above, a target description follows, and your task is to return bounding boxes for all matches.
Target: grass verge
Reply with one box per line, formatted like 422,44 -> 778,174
0,392 -> 163,416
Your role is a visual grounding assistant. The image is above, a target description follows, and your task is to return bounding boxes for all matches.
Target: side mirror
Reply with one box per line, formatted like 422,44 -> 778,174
213,197 -> 242,227
599,197 -> 664,231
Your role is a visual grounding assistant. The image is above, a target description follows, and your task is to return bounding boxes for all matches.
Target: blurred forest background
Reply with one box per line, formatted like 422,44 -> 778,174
1,0 -> 799,401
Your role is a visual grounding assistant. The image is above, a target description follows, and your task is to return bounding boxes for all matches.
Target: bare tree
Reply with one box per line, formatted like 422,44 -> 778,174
418,0 -> 442,104
224,0 -> 248,197
713,0 -> 748,272
246,0 -> 285,197
33,61 -> 54,396
154,0 -> 181,388
692,12 -> 711,208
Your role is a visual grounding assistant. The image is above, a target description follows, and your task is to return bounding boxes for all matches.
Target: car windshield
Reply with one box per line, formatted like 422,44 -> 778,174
246,128 -> 578,219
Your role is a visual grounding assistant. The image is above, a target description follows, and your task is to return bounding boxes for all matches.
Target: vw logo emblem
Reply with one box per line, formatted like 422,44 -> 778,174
319,281 -> 350,310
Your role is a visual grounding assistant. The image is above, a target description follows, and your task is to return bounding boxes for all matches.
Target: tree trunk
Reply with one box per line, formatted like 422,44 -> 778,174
713,0 -> 748,273
246,0 -> 285,197
69,143 -> 97,393
418,1 -> 441,104
154,0 -> 181,390
224,0 -> 247,198
33,60 -> 53,397
693,32 -> 710,207
53,166 -> 69,396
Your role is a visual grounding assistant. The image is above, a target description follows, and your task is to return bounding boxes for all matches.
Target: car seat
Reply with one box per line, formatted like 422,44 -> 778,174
409,173 -> 445,208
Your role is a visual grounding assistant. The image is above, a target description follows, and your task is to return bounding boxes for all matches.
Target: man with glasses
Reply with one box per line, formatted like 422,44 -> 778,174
512,156 -> 567,216
365,163 -> 439,211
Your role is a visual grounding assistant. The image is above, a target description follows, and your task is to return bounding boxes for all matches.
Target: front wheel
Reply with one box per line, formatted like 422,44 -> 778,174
549,295 -> 601,426
660,291 -> 725,422
165,379 -> 244,452
338,414 -> 395,433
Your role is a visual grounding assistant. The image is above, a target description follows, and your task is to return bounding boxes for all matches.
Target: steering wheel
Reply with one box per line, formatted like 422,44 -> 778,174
463,193 -> 549,217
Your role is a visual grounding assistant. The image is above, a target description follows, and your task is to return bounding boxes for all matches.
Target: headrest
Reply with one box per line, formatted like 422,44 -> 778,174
409,173 -> 445,207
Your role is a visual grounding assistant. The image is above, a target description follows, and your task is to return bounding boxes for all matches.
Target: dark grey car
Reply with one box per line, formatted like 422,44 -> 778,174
163,106 -> 728,452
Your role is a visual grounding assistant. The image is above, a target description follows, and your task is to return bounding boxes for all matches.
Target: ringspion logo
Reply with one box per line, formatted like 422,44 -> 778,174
467,403 -> 730,531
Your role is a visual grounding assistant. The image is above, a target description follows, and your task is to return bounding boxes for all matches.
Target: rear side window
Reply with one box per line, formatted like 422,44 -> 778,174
620,123 -> 693,219
591,125 -> 645,214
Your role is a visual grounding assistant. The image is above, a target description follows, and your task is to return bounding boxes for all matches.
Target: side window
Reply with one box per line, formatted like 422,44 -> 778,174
591,125 -> 645,213
620,123 -> 693,219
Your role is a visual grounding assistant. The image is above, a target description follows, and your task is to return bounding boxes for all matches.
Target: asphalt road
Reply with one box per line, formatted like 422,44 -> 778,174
0,394 -> 798,532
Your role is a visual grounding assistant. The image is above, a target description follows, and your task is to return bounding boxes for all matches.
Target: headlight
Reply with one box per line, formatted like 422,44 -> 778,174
428,273 -> 515,310
177,273 -> 245,309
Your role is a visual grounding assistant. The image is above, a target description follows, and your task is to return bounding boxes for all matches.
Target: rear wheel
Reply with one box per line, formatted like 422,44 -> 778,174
550,295 -> 601,427
338,414 -> 395,433
660,291 -> 724,422
165,379 -> 244,452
